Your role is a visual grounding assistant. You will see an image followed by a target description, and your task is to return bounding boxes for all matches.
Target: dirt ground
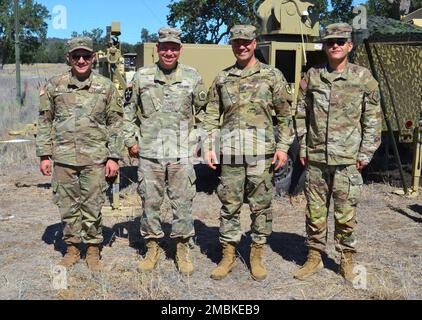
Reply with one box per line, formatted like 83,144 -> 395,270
0,64 -> 421,300
0,159 -> 421,300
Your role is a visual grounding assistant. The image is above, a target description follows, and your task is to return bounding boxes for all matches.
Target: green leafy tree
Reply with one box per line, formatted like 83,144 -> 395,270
0,0 -> 49,66
120,42 -> 138,54
71,28 -> 106,52
167,0 -> 258,44
326,0 -> 354,23
366,0 -> 422,20
33,39 -> 67,63
141,28 -> 158,43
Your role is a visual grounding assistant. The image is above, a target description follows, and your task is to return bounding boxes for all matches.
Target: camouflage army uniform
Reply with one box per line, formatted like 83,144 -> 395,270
123,63 -> 207,240
295,63 -> 382,253
203,61 -> 293,245
36,70 -> 124,245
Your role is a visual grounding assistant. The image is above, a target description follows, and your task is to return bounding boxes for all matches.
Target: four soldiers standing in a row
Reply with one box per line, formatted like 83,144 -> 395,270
36,22 -> 381,284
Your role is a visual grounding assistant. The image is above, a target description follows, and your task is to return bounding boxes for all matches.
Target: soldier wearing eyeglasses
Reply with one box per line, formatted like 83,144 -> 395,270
36,37 -> 124,271
294,23 -> 382,283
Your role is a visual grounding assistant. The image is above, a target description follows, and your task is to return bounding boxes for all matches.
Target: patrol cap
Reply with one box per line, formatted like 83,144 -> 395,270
229,25 -> 257,42
322,23 -> 353,41
158,27 -> 182,44
67,37 -> 94,53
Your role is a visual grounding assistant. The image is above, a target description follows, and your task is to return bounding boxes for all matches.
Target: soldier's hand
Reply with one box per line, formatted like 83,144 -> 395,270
206,151 -> 219,170
357,160 -> 369,172
300,157 -> 308,167
40,157 -> 52,176
106,159 -> 119,178
273,151 -> 288,171
128,144 -> 139,158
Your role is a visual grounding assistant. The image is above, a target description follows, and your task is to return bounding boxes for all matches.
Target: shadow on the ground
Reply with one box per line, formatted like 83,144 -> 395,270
103,217 -> 144,251
119,166 -> 138,190
103,220 -> 180,259
194,164 -> 220,195
194,220 -> 221,264
268,232 -> 337,272
409,204 -> 422,216
42,223 -> 130,257
41,223 -> 67,255
388,205 -> 422,223
36,183 -> 51,189
192,219 -> 339,272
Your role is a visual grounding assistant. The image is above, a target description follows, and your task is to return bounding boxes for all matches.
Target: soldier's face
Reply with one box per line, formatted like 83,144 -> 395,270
67,49 -> 95,77
157,42 -> 182,70
324,38 -> 353,62
231,39 -> 256,66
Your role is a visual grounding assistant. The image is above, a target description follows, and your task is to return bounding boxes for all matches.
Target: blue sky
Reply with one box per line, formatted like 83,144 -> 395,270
39,0 -> 172,43
40,0 -> 366,44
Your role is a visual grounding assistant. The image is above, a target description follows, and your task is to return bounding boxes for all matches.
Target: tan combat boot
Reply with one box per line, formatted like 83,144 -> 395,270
293,248 -> 324,280
86,245 -> 103,272
340,251 -> 357,283
210,242 -> 237,280
138,239 -> 160,271
58,244 -> 80,268
176,239 -> 194,276
250,243 -> 267,281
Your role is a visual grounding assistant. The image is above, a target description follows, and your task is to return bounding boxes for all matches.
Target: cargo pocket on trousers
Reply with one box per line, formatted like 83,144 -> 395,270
52,180 -> 60,207
137,169 -> 146,198
217,178 -> 228,201
347,168 -> 363,204
187,166 -> 197,200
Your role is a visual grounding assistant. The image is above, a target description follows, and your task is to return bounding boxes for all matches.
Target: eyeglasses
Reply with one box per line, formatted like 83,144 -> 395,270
71,53 -> 93,61
325,39 -> 348,47
158,44 -> 181,52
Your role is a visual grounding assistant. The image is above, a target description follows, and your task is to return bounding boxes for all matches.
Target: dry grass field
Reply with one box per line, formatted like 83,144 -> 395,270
0,64 -> 421,300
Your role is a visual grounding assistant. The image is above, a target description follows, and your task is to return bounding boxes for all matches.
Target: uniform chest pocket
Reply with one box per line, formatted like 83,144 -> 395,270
139,87 -> 160,117
338,87 -> 363,119
52,91 -> 75,119
89,92 -> 107,124
220,80 -> 238,108
161,84 -> 193,115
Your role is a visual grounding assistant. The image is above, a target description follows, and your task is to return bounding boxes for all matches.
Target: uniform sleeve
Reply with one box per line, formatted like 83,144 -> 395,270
35,81 -> 54,157
106,84 -> 124,160
359,75 -> 382,163
122,77 -> 140,148
273,70 -> 294,153
295,71 -> 311,158
202,77 -> 222,152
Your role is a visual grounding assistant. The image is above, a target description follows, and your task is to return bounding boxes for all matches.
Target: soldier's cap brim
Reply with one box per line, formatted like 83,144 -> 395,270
158,37 -> 182,44
230,36 -> 255,42
322,34 -> 351,40
68,46 -> 94,53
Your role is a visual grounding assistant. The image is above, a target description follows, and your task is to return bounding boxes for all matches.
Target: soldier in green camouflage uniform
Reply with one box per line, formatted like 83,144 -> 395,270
294,23 -> 382,282
36,37 -> 124,271
123,28 -> 207,275
203,25 -> 293,281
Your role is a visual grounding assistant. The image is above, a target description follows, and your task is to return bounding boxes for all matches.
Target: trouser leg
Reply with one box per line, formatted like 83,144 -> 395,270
333,164 -> 361,253
79,164 -> 107,245
167,161 -> 196,240
138,158 -> 166,240
218,163 -> 245,245
53,164 -> 83,245
305,163 -> 333,252
246,158 -> 273,245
